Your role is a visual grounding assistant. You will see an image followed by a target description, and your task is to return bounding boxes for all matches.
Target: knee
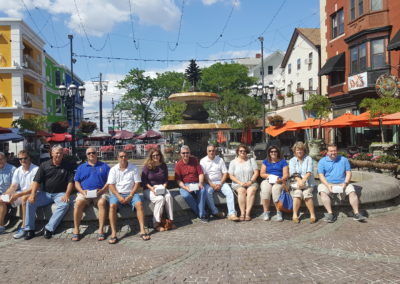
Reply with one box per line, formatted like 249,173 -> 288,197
247,187 -> 257,196
135,201 -> 143,210
97,199 -> 107,208
110,204 -> 118,211
237,188 -> 246,195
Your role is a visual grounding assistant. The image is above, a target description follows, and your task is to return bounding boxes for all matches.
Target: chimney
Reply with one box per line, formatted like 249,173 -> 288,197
255,53 -> 261,58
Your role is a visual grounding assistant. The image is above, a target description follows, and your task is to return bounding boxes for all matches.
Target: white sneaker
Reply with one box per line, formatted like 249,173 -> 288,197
276,211 -> 283,222
13,228 -> 26,239
262,212 -> 270,221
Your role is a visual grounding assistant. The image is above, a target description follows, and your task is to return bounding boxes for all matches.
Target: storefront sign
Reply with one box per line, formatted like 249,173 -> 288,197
348,72 -> 368,91
375,74 -> 399,97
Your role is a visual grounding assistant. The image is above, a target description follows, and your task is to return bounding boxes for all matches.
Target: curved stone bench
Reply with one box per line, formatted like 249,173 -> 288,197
15,171 -> 400,223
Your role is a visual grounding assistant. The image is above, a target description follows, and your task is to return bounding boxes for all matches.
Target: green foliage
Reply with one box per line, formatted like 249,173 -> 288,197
160,101 -> 186,125
185,59 -> 202,91
374,155 -> 399,164
78,121 -> 97,134
359,97 -> 400,118
304,94 -> 332,139
12,116 -> 47,132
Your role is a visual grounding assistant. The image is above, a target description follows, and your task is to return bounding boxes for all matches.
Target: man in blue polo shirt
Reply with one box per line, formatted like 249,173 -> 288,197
72,147 -> 110,241
318,143 -> 366,223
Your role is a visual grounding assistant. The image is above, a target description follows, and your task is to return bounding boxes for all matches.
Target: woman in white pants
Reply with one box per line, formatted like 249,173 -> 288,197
141,148 -> 175,231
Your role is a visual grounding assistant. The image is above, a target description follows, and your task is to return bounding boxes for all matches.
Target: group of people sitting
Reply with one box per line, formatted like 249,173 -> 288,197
0,141 -> 366,244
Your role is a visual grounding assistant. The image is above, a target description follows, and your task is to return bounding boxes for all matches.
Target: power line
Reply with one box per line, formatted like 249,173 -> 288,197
168,0 -> 186,52
128,0 -> 140,50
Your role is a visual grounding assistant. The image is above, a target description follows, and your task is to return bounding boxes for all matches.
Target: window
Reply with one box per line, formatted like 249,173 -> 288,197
371,39 -> 386,68
288,63 -> 291,74
297,58 -> 301,70
55,70 -> 61,86
296,82 -> 301,90
287,84 -> 292,93
358,0 -> 364,16
350,43 -> 366,74
331,9 -> 344,39
308,78 -> 313,91
350,0 -> 356,20
331,72 -> 345,86
308,52 -> 313,70
55,98 -> 62,114
267,65 -> 273,75
371,0 -> 382,11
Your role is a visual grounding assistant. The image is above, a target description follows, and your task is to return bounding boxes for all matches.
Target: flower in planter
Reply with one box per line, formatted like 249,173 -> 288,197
286,92 -> 294,98
297,87 -> 305,94
271,100 -> 278,107
144,144 -> 159,151
277,94 -> 285,100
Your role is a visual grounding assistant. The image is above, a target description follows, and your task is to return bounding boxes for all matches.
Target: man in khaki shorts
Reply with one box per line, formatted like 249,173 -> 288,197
317,144 -> 366,223
72,147 -> 110,241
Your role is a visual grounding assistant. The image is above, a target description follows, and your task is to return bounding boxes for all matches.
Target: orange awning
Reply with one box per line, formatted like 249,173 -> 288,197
286,118 -> 327,130
265,120 -> 297,137
321,113 -> 358,128
382,112 -> 400,120
348,111 -> 400,126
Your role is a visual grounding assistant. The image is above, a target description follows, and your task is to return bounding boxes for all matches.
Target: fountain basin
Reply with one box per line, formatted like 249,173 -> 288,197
160,123 -> 230,131
169,92 -> 219,102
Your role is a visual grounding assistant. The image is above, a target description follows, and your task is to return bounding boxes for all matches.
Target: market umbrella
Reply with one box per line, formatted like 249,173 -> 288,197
0,127 -> 11,134
112,130 -> 135,140
265,120 -> 297,137
240,128 -> 252,145
382,112 -> 400,120
286,118 -> 327,130
321,113 -> 358,128
47,133 -> 72,142
348,111 -> 400,126
217,130 -> 227,143
0,128 -> 24,142
87,130 -> 112,140
137,129 -> 162,140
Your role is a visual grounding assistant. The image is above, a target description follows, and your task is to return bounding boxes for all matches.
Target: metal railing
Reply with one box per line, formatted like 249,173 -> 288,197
272,90 -> 317,109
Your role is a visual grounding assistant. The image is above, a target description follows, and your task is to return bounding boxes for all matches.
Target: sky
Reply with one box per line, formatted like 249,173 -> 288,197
0,0 -> 321,131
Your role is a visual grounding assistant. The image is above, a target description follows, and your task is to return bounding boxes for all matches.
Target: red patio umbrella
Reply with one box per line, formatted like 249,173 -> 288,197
112,130 -> 135,140
240,128 -> 252,145
0,127 -> 11,134
137,129 -> 162,140
47,133 -> 72,142
217,131 -> 227,143
265,120 -> 297,137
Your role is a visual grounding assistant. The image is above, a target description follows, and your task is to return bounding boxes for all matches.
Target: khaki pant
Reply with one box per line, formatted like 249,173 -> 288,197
260,180 -> 283,203
291,187 -> 314,200
143,189 -> 174,223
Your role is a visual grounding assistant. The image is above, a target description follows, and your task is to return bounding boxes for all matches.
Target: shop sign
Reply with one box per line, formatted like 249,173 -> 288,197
348,72 -> 368,91
375,74 -> 399,98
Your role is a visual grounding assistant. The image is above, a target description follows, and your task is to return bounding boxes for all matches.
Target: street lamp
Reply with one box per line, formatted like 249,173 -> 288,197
251,83 -> 268,143
267,82 -> 275,108
258,36 -> 265,142
58,34 -> 86,156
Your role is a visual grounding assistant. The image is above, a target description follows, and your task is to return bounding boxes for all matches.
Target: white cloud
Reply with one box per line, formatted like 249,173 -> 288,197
0,0 -> 181,36
202,0 -> 240,7
207,49 -> 259,60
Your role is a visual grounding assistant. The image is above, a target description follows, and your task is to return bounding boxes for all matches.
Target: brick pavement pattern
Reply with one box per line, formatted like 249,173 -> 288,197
1,209 -> 400,283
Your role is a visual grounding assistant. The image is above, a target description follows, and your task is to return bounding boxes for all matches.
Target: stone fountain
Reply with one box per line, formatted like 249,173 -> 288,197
160,91 -> 230,158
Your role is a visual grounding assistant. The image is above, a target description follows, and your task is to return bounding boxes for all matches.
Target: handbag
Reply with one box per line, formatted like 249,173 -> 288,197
275,188 -> 293,213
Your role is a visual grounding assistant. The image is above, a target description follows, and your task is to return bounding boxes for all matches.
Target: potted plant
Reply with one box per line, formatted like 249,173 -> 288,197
276,94 -> 285,100
267,115 -> 284,127
271,99 -> 278,108
297,87 -> 304,94
286,92 -> 294,98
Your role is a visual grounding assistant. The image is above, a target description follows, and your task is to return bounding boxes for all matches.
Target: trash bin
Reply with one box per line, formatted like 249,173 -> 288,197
254,143 -> 267,160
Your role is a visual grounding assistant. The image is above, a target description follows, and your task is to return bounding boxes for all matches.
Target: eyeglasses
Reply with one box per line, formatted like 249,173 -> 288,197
86,152 -> 96,155
181,152 -> 190,155
239,150 -> 247,153
118,155 -> 127,158
18,157 -> 29,161
208,150 -> 216,152
152,154 -> 160,157
269,150 -> 278,153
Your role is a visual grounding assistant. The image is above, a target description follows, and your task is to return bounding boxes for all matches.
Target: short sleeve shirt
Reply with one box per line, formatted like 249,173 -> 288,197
175,157 -> 204,184
141,164 -> 168,186
200,155 -> 227,183
0,163 -> 16,194
262,159 -> 288,178
33,159 -> 75,193
107,163 -> 141,194
288,155 -> 315,186
228,158 -> 258,187
11,163 -> 39,192
74,161 -> 110,191
317,155 -> 351,184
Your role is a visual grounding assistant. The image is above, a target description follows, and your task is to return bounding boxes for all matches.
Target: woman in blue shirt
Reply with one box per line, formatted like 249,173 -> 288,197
288,141 -> 316,224
260,146 -> 288,222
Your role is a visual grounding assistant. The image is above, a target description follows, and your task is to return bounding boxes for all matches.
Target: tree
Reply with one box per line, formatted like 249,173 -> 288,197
12,116 -> 47,133
199,62 -> 259,129
303,94 -> 332,139
117,69 -> 161,131
359,97 -> 400,143
185,59 -> 201,91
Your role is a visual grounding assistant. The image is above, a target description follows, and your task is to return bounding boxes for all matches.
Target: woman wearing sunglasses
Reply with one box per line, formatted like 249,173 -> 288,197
228,144 -> 259,221
141,148 -> 175,231
260,146 -> 289,222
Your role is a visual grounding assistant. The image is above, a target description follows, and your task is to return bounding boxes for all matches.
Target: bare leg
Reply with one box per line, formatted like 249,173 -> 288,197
73,200 -> 87,235
262,199 -> 270,212
0,202 -> 6,226
245,186 -> 257,217
237,187 -> 246,217
97,198 -> 107,234
348,192 -> 360,214
304,198 -> 316,219
320,192 -> 332,214
292,197 -> 301,219
135,202 -> 150,240
109,204 -> 118,238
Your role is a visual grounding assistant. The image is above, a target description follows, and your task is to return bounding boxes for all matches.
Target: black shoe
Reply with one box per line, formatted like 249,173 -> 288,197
43,229 -> 53,239
24,230 -> 35,240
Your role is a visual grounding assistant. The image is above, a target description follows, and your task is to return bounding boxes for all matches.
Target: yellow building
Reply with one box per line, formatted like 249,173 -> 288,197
0,18 -> 45,127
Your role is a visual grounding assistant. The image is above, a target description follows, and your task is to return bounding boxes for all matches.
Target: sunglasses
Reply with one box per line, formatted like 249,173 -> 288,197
181,152 -> 190,155
269,150 -> 278,153
239,150 -> 247,153
18,157 -> 29,161
87,152 -> 96,155
119,155 -> 127,158
152,154 -> 160,157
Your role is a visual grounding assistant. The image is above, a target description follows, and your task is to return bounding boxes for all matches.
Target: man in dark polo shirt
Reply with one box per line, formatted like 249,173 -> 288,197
175,145 -> 207,222
24,145 -> 75,240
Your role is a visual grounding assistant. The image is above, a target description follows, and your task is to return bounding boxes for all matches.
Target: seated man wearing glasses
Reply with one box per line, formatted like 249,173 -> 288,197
72,147 -> 110,241
200,145 -> 239,221
175,145 -> 208,223
107,151 -> 150,244
25,145 -> 75,240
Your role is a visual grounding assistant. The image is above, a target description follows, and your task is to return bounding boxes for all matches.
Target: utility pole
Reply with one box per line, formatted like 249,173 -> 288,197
69,34 -> 76,156
258,36 -> 266,143
99,72 -> 103,131
112,98 -> 115,133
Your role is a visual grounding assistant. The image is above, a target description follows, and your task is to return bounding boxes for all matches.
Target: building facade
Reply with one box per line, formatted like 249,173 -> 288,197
319,0 -> 400,147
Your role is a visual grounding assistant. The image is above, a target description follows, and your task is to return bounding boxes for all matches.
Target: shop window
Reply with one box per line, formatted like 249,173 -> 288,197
331,9 -> 344,39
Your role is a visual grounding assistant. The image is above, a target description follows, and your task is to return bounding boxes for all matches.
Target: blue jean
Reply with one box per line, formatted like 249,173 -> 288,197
179,183 -> 207,218
25,192 -> 71,232
205,182 -> 237,216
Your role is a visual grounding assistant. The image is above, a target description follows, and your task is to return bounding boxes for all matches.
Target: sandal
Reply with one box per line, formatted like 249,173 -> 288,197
245,216 -> 252,221
239,215 -> 245,221
310,217 -> 316,224
71,234 -> 81,241
108,237 -> 118,244
154,223 -> 165,232
140,233 -> 151,241
292,217 -> 300,224
97,233 -> 106,241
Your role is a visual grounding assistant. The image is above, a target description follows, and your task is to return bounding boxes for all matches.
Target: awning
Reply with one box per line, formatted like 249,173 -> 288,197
318,52 -> 345,76
47,133 -> 72,142
265,120 -> 297,137
388,30 -> 400,51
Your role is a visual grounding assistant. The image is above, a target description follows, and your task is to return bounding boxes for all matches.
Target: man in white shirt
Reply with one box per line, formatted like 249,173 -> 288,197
0,150 -> 38,238
107,151 -> 150,244
200,145 -> 239,221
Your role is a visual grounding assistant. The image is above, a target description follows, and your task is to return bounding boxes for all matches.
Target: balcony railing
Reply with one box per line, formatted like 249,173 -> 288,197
23,54 -> 42,74
271,90 -> 317,110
